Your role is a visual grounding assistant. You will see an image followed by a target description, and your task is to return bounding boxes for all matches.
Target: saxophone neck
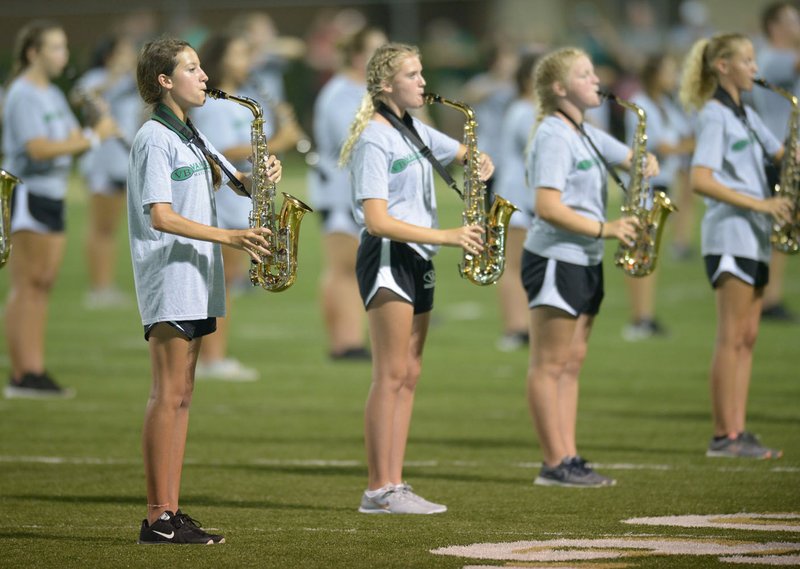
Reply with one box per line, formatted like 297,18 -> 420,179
755,77 -> 799,107
423,92 -> 476,121
205,88 -> 263,120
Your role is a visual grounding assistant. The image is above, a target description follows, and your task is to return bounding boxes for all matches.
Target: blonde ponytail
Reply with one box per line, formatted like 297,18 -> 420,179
338,42 -> 420,166
679,33 -> 750,112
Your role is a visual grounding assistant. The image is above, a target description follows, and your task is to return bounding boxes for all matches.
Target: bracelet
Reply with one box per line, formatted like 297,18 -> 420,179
596,221 -> 604,239
83,128 -> 100,149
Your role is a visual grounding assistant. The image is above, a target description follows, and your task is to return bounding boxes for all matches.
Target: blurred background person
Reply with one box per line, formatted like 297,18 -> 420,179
3,20 -> 117,398
493,52 -> 539,351
73,34 -> 142,310
622,53 -> 695,341
310,26 -> 387,361
752,1 -> 800,323
191,32 -> 303,381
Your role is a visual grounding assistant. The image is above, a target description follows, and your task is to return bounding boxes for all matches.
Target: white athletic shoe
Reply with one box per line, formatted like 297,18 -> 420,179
358,485 -> 445,514
195,358 -> 259,382
394,483 -> 447,513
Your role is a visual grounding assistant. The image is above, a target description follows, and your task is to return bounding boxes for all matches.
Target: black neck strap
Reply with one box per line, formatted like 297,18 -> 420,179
556,110 -> 627,194
375,101 -> 462,198
712,86 -> 775,163
151,103 -> 249,197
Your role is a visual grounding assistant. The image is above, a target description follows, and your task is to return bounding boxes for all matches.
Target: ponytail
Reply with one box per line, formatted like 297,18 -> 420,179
679,33 -> 749,112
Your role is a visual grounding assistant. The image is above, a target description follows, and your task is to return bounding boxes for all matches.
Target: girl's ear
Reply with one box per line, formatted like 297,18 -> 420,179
157,73 -> 172,91
714,57 -> 729,76
552,80 -> 567,98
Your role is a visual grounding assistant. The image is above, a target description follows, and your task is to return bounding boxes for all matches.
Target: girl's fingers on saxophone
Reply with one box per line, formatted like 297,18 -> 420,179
644,153 -> 660,178
265,155 -> 282,182
478,152 -> 495,181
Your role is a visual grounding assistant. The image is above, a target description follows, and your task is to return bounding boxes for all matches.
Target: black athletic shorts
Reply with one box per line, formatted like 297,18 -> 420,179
356,233 -> 435,314
11,186 -> 65,233
143,318 -> 217,341
521,250 -> 604,316
704,254 -> 769,289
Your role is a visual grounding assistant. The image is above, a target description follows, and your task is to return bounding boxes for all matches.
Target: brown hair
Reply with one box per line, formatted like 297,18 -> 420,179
136,37 -> 192,106
679,33 -> 750,111
10,20 -> 63,79
339,26 -> 385,68
762,2 -> 795,37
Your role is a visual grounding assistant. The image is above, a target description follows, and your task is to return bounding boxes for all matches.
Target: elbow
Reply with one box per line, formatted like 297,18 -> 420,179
364,218 -> 386,238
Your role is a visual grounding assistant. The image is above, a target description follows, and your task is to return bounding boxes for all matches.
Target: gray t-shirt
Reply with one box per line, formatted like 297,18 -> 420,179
127,119 -> 236,325
1,76 -> 79,199
692,100 -> 781,262
525,115 -> 630,265
494,98 -> 536,216
626,92 -> 692,188
76,68 -> 144,185
349,117 -> 460,260
310,74 -> 365,210
752,44 -> 799,141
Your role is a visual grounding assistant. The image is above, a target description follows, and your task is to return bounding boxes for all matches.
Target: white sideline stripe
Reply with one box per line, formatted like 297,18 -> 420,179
721,554 -> 800,565
0,456 -> 798,474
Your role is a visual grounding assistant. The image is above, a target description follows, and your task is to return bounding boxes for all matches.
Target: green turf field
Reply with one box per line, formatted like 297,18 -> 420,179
0,161 -> 798,568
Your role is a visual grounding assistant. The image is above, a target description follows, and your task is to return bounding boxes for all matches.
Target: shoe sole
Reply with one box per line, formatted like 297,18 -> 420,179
4,387 -> 76,399
706,449 -> 780,459
358,506 -> 392,514
534,476 -> 609,488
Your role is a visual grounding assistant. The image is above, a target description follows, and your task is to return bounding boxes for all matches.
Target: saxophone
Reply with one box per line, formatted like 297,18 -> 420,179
205,88 -> 313,291
600,90 -> 676,277
755,78 -> 800,254
423,93 -> 519,286
0,169 -> 22,269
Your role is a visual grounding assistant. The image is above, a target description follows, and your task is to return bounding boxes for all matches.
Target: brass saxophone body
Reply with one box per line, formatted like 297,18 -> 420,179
0,169 -> 22,269
423,93 -> 519,286
601,90 -> 676,277
755,78 -> 800,254
205,88 -> 313,291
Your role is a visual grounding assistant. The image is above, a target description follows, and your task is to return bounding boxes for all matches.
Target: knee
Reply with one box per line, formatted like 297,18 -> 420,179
528,360 -> 566,383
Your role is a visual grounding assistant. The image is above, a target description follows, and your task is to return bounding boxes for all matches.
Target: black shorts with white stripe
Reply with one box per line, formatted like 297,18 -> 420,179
356,233 -> 435,315
143,318 -> 217,341
521,250 -> 604,317
704,254 -> 769,289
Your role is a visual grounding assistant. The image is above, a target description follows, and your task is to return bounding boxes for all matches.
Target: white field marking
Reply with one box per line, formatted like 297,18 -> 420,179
721,555 -> 800,565
623,513 -> 800,533
514,462 -> 672,471
0,455 -> 796,476
431,538 -> 800,563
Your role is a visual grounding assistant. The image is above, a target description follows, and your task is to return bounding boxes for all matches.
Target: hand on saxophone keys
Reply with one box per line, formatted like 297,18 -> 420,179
643,152 -> 660,179
228,226 -> 272,262
264,154 -> 282,183
761,196 -> 794,225
605,216 -> 641,247
477,152 -> 495,181
442,224 -> 485,254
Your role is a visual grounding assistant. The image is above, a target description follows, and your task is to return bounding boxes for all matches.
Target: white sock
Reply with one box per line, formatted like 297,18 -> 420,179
365,484 -> 393,497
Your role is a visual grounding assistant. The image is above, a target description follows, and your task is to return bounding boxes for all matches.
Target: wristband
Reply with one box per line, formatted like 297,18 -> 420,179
596,221 -> 604,239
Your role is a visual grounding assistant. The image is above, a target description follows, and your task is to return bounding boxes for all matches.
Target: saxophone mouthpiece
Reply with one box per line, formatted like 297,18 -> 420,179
423,92 -> 440,104
204,88 -> 227,99
753,77 -> 770,89
597,89 -> 615,102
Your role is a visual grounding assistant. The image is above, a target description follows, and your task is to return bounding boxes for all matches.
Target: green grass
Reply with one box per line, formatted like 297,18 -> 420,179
0,161 -> 798,568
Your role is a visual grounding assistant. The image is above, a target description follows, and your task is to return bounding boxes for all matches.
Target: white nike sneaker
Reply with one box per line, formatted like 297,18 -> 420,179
394,483 -> 447,513
359,485 -> 446,514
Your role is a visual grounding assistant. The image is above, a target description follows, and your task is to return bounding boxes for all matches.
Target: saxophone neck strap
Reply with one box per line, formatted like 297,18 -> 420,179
556,109 -> 628,194
151,103 -> 249,197
712,87 -> 778,195
712,87 -> 775,159
376,102 -> 463,198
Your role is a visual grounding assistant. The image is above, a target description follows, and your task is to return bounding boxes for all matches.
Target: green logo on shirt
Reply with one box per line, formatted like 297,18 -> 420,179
732,138 -> 751,152
576,158 -> 598,171
171,162 -> 210,181
391,152 -> 423,174
43,110 -> 64,123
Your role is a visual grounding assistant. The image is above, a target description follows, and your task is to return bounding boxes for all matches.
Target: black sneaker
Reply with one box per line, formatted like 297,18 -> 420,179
4,372 -> 75,399
138,510 -> 219,544
761,303 -> 798,323
174,509 -> 225,544
330,347 -> 371,361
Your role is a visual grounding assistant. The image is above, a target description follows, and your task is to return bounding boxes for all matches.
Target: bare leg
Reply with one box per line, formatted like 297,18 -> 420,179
557,314 -> 594,457
710,276 -> 762,437
526,306 -> 579,467
364,290 -> 415,490
85,192 -> 125,292
142,325 -> 198,523
624,272 -> 657,323
5,231 -> 66,378
762,251 -> 787,309
496,228 -> 528,337
321,233 -> 366,355
671,168 -> 696,256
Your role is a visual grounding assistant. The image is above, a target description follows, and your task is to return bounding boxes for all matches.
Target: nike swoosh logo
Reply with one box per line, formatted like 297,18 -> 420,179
153,530 -> 174,539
